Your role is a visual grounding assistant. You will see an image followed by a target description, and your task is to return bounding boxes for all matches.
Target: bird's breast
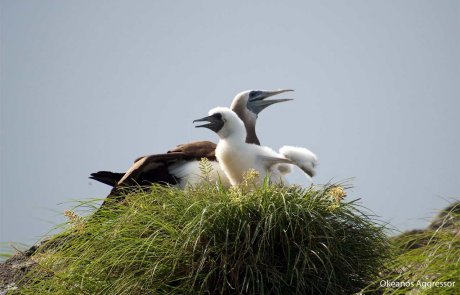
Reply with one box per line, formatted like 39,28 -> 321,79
216,142 -> 257,185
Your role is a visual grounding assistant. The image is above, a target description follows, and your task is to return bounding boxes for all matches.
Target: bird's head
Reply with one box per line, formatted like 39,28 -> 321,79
230,89 -> 293,119
193,107 -> 245,140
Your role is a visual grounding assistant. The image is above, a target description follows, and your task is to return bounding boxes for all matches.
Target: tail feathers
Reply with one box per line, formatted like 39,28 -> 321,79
89,171 -> 125,187
279,146 -> 318,178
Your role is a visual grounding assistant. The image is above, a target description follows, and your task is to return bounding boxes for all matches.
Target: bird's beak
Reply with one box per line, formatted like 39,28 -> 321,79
193,115 -> 224,133
247,89 -> 294,114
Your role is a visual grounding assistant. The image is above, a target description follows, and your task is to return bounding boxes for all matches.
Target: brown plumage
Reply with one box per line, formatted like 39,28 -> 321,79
93,141 -> 217,202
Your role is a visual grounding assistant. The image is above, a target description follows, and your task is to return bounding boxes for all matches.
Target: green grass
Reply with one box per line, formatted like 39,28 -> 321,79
11,180 -> 390,294
364,202 -> 460,295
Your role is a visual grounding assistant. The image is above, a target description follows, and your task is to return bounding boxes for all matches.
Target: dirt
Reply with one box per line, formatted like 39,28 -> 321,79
0,242 -> 41,294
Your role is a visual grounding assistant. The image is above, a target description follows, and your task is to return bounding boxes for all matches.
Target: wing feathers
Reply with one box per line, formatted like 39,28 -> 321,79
279,145 -> 318,177
257,154 -> 293,169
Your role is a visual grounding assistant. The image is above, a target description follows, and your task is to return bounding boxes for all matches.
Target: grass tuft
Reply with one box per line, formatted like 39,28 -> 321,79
12,181 -> 389,294
364,202 -> 460,294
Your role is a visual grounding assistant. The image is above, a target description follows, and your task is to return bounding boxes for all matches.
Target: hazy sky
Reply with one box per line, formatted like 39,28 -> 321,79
1,1 -> 459,248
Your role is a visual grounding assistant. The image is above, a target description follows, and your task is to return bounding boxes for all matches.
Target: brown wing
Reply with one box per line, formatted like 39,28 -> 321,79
168,141 -> 217,160
116,153 -> 186,188
132,141 -> 216,163
121,141 -> 217,187
98,141 -> 218,205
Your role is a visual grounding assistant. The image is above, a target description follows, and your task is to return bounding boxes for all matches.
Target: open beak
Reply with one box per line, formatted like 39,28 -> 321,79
193,114 -> 224,133
247,89 -> 294,114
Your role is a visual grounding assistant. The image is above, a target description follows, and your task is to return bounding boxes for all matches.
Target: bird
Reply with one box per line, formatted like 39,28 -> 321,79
193,107 -> 318,186
90,89 -> 293,198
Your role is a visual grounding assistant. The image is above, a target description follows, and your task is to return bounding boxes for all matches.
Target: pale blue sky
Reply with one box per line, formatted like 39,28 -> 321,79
1,0 -> 459,247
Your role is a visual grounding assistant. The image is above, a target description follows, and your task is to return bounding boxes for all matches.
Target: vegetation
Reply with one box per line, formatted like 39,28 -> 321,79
7,173 -> 390,294
364,202 -> 460,295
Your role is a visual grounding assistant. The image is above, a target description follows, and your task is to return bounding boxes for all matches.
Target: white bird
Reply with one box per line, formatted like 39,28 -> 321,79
194,107 -> 318,186
90,89 -> 293,200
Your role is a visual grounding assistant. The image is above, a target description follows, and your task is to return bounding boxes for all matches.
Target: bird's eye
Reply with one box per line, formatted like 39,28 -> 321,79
213,113 -> 223,120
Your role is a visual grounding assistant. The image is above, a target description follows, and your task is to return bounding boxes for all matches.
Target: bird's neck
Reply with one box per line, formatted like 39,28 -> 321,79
245,120 -> 260,145
234,109 -> 260,145
219,127 -> 246,145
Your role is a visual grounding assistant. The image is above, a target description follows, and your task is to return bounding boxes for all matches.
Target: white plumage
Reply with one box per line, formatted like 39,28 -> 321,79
279,145 -> 318,179
90,89 -> 293,192
168,160 -> 231,188
199,107 -> 318,186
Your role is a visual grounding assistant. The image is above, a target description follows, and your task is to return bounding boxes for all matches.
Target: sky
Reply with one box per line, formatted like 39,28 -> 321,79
1,0 -> 459,249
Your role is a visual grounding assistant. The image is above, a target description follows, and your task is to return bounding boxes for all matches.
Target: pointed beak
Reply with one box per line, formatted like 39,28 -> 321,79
193,115 -> 224,133
247,89 -> 294,114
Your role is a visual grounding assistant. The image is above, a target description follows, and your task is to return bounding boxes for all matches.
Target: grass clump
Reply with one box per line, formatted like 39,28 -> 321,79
365,202 -> 460,295
13,180 -> 389,294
